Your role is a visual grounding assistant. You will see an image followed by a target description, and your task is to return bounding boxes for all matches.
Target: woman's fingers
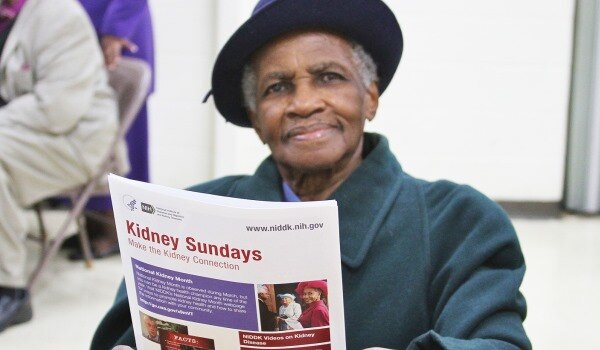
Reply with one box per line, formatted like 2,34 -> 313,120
101,36 -> 138,70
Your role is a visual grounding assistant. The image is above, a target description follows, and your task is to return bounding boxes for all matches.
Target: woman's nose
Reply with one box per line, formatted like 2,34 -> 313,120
285,82 -> 325,118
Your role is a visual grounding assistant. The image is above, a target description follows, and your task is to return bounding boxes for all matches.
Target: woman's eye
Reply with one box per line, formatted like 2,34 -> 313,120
265,82 -> 288,96
321,72 -> 344,83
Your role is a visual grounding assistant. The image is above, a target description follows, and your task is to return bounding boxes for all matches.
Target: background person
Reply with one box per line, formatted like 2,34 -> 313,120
0,0 -> 117,332
91,0 -> 531,348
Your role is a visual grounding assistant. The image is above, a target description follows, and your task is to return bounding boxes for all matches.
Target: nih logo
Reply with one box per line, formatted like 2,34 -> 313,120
123,195 -> 137,211
141,202 -> 155,214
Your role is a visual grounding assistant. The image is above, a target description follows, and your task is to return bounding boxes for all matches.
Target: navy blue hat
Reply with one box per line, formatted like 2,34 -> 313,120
210,0 -> 403,127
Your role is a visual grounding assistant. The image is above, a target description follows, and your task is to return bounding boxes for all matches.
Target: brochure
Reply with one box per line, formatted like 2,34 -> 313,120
109,175 -> 346,349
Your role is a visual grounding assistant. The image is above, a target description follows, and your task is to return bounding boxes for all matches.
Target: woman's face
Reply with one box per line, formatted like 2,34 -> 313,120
248,30 -> 379,174
281,296 -> 292,306
302,287 -> 322,304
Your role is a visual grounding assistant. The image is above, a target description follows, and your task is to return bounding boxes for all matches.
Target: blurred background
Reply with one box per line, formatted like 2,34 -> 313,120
2,0 -> 600,349
149,0 -> 573,201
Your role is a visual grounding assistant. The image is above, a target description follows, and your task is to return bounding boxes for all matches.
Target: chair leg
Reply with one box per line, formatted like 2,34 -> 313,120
28,207 -> 81,290
76,213 -> 94,268
28,183 -> 97,290
33,203 -> 48,254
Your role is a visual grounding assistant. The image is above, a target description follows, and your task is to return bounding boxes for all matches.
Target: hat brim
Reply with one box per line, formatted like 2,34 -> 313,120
211,0 -> 403,127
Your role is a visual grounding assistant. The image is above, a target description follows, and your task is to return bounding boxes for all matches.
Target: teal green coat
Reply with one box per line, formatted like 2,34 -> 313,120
91,133 -> 530,350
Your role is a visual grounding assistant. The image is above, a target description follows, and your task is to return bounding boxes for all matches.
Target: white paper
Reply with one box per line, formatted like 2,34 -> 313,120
109,174 -> 345,349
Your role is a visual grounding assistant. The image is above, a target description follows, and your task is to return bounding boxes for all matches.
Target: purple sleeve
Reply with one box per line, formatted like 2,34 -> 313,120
100,0 -> 149,40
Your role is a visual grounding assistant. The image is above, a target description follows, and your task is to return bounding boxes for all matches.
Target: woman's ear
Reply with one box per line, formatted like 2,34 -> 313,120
364,82 -> 379,122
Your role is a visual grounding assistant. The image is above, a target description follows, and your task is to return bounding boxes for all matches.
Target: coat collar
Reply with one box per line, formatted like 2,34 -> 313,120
229,133 -> 404,269
329,133 -> 404,269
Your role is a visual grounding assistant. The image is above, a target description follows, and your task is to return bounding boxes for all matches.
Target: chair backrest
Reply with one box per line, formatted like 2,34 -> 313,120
106,57 -> 152,175
109,57 -> 152,140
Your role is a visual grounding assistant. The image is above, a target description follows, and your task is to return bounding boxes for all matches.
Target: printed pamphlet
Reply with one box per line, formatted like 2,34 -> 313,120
109,175 -> 346,349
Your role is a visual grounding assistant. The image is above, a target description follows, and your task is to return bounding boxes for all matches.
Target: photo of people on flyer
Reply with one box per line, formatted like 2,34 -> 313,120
256,280 -> 330,332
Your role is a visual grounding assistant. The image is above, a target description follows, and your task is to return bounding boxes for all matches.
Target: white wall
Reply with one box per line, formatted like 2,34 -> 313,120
148,0 -> 575,201
211,1 -> 271,179
374,1 -> 574,201
147,0 -> 217,189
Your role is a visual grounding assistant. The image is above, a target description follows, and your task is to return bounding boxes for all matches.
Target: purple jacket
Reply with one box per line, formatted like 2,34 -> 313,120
79,0 -> 154,89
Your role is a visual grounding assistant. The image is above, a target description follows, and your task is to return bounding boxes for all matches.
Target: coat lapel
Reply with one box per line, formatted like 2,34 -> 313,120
330,133 -> 405,269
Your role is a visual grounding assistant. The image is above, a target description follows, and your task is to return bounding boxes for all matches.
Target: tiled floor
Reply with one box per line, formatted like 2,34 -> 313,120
0,241 -> 124,349
0,215 -> 599,349
515,215 -> 600,349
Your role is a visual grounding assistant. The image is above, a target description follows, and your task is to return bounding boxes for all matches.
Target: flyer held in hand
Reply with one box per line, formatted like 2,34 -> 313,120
108,174 -> 345,349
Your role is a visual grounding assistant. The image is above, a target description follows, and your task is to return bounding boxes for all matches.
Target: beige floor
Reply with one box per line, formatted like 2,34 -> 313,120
516,215 -> 600,349
0,215 -> 599,349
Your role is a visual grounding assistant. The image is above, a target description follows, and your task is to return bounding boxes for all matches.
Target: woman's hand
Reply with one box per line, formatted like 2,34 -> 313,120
101,35 -> 138,70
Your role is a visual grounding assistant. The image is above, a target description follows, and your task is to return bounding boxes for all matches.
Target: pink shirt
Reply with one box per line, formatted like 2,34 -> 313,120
0,0 -> 26,33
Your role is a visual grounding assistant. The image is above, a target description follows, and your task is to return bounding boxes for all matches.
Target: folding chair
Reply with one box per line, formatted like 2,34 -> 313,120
27,57 -> 152,290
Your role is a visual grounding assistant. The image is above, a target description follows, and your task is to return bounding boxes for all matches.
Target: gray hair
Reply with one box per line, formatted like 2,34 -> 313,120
241,41 -> 378,112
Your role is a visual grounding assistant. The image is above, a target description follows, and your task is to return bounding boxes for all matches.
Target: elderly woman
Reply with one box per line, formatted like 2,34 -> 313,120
276,293 -> 302,330
91,0 -> 531,349
296,281 -> 329,329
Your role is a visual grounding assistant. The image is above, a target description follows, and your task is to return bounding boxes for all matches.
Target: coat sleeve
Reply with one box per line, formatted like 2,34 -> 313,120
291,303 -> 302,320
99,0 -> 149,40
310,305 -> 330,327
0,2 -> 104,134
408,184 -> 531,350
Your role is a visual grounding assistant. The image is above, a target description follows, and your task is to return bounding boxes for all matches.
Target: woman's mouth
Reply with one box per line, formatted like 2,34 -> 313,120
285,123 -> 337,142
